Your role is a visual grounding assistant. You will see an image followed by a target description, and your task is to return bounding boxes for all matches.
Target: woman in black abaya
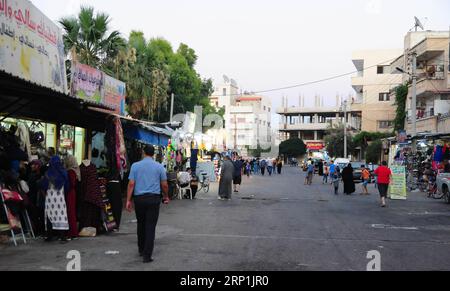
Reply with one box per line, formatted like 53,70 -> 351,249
342,164 -> 355,195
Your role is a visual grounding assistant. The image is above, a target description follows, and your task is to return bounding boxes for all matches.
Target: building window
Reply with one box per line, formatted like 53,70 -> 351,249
215,102 -> 218,107
237,118 -> 246,123
379,121 -> 393,129
223,88 -> 227,96
268,122 -> 271,127
379,93 -> 390,101
268,107 -> 271,113
377,66 -> 385,74
263,106 -> 266,111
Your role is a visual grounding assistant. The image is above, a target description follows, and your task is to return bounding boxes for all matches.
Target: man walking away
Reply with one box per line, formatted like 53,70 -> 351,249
219,155 -> 234,200
267,159 -> 273,176
277,158 -> 283,175
323,162 -> 329,184
306,162 -> 315,185
260,159 -> 267,176
126,145 -> 169,263
374,161 -> 392,207
360,165 -> 370,195
329,161 -> 336,184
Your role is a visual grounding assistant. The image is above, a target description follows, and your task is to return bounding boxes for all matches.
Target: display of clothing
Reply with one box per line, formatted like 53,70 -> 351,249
190,149 -> 199,173
434,145 -> 443,162
15,123 -> 32,162
66,169 -> 78,238
79,162 -> 103,231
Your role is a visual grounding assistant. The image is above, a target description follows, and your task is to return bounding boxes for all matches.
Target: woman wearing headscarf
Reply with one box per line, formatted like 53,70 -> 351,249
42,156 -> 69,241
65,155 -> 80,239
342,163 -> 355,195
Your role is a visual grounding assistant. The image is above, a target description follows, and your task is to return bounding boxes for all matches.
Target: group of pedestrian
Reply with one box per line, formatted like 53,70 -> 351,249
302,158 -> 392,207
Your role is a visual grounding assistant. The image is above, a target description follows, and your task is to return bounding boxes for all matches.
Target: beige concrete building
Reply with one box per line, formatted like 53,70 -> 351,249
277,95 -> 362,152
351,49 -> 403,132
209,77 -> 272,156
389,31 -> 450,135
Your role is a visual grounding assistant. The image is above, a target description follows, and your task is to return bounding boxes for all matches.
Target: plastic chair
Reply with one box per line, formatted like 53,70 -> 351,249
178,183 -> 193,200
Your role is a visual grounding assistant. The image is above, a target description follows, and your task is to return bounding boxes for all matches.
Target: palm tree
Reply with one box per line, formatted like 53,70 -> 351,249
59,6 -> 125,71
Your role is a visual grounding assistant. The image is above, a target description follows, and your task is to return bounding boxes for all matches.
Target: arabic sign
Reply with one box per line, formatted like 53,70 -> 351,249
103,74 -> 126,115
389,165 -> 407,200
70,62 -> 127,115
0,0 -> 67,93
306,142 -> 324,150
70,62 -> 103,103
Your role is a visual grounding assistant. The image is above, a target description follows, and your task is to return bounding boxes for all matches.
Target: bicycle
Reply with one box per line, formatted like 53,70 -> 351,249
197,172 -> 210,193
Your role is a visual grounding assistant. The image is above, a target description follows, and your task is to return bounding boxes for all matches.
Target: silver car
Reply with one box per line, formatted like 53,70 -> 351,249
436,173 -> 450,204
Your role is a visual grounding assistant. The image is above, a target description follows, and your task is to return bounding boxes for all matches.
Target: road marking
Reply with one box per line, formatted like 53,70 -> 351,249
371,224 -> 419,230
177,233 -> 450,245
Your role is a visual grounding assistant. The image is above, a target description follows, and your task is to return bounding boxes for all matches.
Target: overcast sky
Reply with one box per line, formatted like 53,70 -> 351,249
31,0 -> 450,125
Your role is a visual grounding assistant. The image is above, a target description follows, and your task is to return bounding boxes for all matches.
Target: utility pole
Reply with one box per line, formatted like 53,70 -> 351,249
170,93 -> 175,123
411,52 -> 417,152
343,100 -> 348,159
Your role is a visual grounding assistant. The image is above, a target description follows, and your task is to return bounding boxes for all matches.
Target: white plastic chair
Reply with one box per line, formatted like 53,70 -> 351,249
178,184 -> 193,200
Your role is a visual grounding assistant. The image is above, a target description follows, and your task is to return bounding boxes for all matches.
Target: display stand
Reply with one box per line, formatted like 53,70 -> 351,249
0,185 -> 32,246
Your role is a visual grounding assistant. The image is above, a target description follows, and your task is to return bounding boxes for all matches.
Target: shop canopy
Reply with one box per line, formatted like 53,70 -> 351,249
0,70 -> 115,131
121,118 -> 173,147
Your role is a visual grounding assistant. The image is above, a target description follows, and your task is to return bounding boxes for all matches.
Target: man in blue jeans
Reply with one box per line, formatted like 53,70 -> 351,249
126,145 -> 169,263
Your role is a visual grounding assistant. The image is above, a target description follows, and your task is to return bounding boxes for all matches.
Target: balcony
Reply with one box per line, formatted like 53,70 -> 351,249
410,78 -> 449,98
414,37 -> 447,62
279,122 -> 331,131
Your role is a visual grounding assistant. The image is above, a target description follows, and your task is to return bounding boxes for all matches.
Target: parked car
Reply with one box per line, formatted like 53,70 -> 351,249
436,173 -> 450,204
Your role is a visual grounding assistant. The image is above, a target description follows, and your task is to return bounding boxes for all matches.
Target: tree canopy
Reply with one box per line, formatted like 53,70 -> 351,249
279,138 -> 307,157
324,123 -> 355,158
60,7 -> 222,124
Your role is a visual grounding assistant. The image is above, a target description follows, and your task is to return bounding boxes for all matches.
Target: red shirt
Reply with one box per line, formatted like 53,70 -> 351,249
374,166 -> 392,184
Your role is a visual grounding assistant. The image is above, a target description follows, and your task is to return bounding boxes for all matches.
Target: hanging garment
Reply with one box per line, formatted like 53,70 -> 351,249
79,163 -> 103,231
66,169 -> 78,238
114,118 -> 127,179
45,185 -> 69,231
190,149 -> 199,173
15,123 -> 32,162
434,145 -> 444,162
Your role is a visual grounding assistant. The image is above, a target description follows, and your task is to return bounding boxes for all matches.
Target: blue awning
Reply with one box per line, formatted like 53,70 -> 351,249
122,121 -> 171,146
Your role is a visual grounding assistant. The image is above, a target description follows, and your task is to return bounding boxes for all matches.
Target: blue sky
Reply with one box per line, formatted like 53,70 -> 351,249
31,0 -> 450,125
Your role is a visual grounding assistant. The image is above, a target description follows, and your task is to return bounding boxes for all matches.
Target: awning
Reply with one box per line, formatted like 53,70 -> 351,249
121,119 -> 172,146
0,70 -> 115,131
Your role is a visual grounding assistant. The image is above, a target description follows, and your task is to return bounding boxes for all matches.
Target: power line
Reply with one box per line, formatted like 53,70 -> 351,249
210,56 -> 401,98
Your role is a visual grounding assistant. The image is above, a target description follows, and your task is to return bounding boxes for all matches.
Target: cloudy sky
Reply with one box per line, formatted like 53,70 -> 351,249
31,0 -> 449,124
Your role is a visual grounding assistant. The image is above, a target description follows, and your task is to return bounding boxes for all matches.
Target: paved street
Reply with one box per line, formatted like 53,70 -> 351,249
1,167 -> 450,271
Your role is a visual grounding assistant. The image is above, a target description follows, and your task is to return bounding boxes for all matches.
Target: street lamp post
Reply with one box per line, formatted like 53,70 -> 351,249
340,100 -> 348,159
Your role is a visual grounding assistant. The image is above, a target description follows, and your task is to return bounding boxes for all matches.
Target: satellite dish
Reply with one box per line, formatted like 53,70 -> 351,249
230,79 -> 237,87
223,75 -> 230,83
414,16 -> 424,31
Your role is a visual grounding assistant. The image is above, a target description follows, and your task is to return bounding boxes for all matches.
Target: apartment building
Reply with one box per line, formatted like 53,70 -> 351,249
277,95 -> 362,152
209,77 -> 272,156
389,31 -> 450,134
351,49 -> 404,132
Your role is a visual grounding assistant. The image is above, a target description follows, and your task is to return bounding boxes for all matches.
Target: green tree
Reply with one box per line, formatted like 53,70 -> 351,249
59,6 -> 125,71
177,43 -> 198,68
393,84 -> 409,132
324,123 -> 355,158
365,140 -> 382,164
279,138 -> 307,157
353,131 -> 393,154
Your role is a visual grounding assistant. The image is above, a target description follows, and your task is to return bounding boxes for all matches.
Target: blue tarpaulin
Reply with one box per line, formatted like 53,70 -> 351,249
122,122 -> 170,146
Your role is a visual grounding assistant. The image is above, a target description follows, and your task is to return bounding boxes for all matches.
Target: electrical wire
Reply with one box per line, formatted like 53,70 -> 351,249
210,56 -> 402,98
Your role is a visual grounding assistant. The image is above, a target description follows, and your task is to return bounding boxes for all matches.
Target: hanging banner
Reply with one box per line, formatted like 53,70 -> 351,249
70,62 -> 103,103
389,165 -> 407,200
102,74 -> 126,115
0,0 -> 68,93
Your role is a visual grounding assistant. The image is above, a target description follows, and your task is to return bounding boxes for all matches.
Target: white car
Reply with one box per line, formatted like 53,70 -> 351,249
436,172 -> 450,204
